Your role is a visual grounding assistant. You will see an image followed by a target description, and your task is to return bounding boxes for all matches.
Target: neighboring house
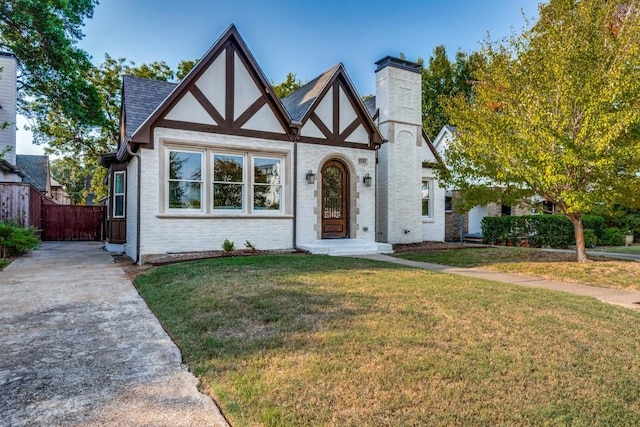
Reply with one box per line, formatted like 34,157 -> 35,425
50,177 -> 72,205
100,25 -> 445,263
432,125 -> 553,241
16,154 -> 52,195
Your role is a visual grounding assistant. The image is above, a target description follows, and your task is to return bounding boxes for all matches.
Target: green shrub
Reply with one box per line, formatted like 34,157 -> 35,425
0,221 -> 40,258
582,215 -> 605,240
583,229 -> 598,248
222,239 -> 235,253
600,227 -> 624,246
625,214 -> 640,242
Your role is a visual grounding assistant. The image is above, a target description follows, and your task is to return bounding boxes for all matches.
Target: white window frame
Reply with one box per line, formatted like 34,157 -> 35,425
113,171 -> 126,218
252,156 -> 284,214
421,179 -> 433,219
212,152 -> 246,213
166,149 -> 204,213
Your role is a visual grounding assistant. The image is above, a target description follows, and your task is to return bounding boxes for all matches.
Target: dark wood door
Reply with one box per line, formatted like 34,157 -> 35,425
322,160 -> 349,239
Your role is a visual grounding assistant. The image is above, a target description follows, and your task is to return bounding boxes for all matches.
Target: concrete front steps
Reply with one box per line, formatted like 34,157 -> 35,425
298,239 -> 394,256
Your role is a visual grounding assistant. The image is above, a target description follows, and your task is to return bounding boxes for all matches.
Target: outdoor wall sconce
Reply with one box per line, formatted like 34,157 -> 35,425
363,173 -> 372,187
306,170 -> 316,184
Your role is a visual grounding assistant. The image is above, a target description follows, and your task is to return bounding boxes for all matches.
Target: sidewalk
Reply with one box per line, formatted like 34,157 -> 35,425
0,242 -> 229,426
355,254 -> 640,310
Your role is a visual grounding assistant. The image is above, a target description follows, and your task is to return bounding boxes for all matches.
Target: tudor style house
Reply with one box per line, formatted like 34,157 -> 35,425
100,25 -> 444,263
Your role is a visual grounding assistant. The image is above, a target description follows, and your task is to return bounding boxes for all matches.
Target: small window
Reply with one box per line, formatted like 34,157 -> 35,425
113,171 -> 125,218
445,190 -> 453,212
168,150 -> 202,210
421,180 -> 432,218
501,205 -> 512,216
213,154 -> 244,211
254,157 -> 282,211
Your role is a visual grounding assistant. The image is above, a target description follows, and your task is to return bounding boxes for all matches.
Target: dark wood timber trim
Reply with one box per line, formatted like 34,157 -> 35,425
297,135 -> 377,150
156,119 -> 292,141
234,97 -> 267,128
225,46 -> 234,125
189,85 -> 225,125
339,118 -> 362,141
333,81 -> 340,136
310,113 -> 333,139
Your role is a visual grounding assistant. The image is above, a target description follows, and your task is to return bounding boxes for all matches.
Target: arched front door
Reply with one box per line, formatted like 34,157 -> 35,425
322,160 -> 349,239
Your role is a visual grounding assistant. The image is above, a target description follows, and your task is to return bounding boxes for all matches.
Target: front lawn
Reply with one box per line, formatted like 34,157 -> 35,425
397,248 -> 640,292
135,255 -> 640,426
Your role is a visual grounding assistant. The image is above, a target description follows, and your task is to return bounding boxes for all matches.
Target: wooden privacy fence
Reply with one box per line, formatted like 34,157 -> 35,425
42,204 -> 104,241
0,183 -> 43,228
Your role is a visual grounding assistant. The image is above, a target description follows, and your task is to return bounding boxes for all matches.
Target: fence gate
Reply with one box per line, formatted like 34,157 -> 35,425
42,204 -> 104,241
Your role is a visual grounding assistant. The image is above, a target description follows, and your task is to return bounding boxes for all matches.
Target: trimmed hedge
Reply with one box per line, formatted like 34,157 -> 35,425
481,215 -> 608,248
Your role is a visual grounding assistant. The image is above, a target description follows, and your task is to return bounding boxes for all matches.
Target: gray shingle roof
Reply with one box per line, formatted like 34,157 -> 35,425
281,65 -> 339,122
123,75 -> 177,138
16,154 -> 49,192
362,96 -> 377,118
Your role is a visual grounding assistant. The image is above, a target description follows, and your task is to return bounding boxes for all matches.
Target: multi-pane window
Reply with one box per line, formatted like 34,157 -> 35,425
168,151 -> 202,209
421,180 -> 432,217
213,154 -> 244,210
253,157 -> 281,211
113,171 -> 125,218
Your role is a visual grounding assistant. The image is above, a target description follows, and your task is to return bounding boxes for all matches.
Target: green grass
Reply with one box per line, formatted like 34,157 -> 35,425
135,254 -> 640,426
595,245 -> 640,254
397,248 -> 640,291
0,259 -> 8,271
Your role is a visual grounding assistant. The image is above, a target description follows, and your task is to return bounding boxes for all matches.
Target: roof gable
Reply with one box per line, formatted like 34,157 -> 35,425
130,25 -> 293,146
16,154 -> 49,192
283,64 -> 383,149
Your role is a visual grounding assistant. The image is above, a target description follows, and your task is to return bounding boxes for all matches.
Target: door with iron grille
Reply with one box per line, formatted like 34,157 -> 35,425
321,160 -> 349,239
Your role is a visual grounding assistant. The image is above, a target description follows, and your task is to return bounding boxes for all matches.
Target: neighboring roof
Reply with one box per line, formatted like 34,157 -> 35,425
122,75 -> 177,139
16,154 -> 49,192
0,159 -> 24,177
362,96 -> 377,119
444,125 -> 457,134
281,65 -> 339,122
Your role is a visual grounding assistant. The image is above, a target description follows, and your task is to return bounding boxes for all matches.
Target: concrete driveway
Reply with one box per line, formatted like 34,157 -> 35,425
0,242 -> 228,426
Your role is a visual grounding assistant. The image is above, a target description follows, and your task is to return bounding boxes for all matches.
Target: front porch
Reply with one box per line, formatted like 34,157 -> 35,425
298,239 -> 393,256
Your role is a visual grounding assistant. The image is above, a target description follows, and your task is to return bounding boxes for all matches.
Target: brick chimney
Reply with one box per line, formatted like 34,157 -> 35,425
374,56 -> 424,244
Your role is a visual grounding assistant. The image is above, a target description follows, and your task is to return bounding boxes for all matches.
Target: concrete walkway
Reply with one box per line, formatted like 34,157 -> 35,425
0,242 -> 228,426
356,254 -> 640,310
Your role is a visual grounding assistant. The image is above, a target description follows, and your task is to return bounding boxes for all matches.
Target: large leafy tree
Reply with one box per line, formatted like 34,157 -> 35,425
422,46 -> 485,139
442,0 -> 640,262
0,0 -> 102,125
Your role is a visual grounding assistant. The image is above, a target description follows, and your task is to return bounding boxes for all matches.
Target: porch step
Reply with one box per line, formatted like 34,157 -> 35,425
298,239 -> 394,256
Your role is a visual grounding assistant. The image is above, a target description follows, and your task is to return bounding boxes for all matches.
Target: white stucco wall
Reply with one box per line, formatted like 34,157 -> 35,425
137,128 -> 294,261
296,143 -> 376,246
124,156 -> 139,261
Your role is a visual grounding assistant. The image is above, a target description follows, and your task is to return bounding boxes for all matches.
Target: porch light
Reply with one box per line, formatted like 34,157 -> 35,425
305,170 -> 316,184
363,173 -> 372,187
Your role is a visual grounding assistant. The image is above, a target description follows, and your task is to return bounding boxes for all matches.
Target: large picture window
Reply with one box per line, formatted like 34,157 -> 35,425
253,157 -> 282,211
213,154 -> 244,210
113,171 -> 125,218
168,150 -> 202,210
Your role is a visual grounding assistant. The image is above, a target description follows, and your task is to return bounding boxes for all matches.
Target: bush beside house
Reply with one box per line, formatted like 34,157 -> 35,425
0,221 -> 40,259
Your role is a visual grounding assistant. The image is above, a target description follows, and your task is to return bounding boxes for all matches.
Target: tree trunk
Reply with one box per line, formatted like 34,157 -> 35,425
567,213 -> 589,263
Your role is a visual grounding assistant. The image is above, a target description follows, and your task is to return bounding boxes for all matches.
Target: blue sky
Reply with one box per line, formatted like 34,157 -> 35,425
17,0 -> 541,154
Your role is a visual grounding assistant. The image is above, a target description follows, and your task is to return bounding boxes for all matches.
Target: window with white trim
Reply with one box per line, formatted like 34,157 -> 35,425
168,150 -> 203,210
253,157 -> 282,211
113,171 -> 125,218
213,154 -> 245,211
421,180 -> 432,218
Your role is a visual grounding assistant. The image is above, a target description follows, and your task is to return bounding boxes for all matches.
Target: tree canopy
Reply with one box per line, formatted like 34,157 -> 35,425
0,0 -> 102,125
422,46 -> 485,140
442,0 -> 640,262
272,72 -> 303,98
